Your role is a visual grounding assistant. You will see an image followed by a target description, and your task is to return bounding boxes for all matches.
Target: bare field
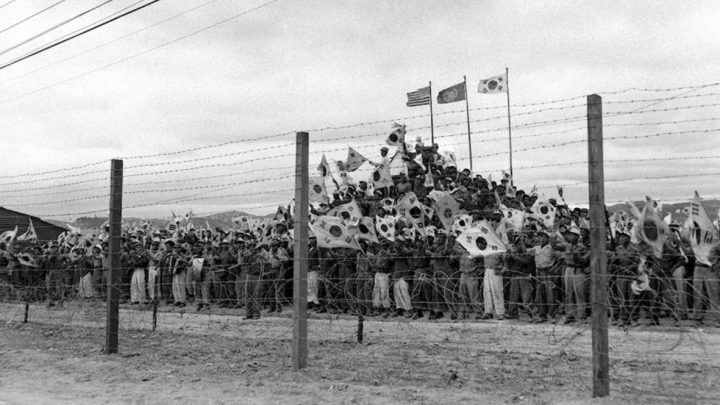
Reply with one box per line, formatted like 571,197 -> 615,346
1,302 -> 719,405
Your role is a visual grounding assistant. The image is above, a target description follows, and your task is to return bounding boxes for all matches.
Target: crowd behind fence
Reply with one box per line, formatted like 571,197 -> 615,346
2,84 -> 720,402
1,218 -> 717,330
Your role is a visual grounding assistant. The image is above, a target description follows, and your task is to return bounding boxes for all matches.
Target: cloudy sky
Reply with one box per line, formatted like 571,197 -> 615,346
1,0 -> 719,220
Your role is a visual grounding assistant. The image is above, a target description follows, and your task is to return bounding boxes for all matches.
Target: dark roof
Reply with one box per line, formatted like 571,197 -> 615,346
0,207 -> 68,243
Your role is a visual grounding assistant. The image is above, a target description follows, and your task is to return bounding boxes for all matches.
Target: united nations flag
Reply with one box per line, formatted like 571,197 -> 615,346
437,81 -> 466,104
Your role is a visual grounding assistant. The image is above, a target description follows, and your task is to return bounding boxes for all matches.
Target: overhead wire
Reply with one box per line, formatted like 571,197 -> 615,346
0,0 -> 67,36
0,0 -> 114,59
0,0 -> 17,10
0,0 -> 162,72
0,0 -> 283,106
2,0 -> 223,84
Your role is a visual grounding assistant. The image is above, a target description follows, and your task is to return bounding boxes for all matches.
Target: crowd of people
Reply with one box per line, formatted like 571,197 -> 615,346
1,128 -> 719,327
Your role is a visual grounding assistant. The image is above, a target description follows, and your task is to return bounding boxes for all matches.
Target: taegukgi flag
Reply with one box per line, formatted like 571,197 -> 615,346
327,199 -> 363,225
309,216 -> 361,250
371,162 -> 393,190
428,190 -> 459,231
386,123 -> 406,146
458,220 -> 507,257
348,216 -> 380,244
396,192 -> 424,224
634,198 -> 669,258
318,154 -> 332,178
478,73 -> 507,94
375,215 -> 396,241
345,147 -> 367,172
308,176 -> 329,204
684,191 -> 719,266
531,194 -> 556,229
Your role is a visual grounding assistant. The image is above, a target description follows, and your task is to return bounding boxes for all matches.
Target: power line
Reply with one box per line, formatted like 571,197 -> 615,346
3,0 -> 223,84
0,0 -> 67,36
0,0 -> 17,10
0,0 -> 162,72
0,0 -> 282,106
0,0 -> 114,59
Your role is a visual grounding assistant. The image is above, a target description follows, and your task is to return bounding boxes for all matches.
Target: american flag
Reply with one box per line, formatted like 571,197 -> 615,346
406,86 -> 430,107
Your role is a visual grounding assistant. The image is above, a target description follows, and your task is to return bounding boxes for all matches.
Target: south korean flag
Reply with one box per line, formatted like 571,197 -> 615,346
380,197 -> 396,214
397,192 -> 424,224
348,216 -> 379,244
386,123 -> 406,147
309,176 -> 329,204
375,215 -> 396,241
500,204 -> 525,232
478,73 -> 507,94
458,220 -> 507,257
531,195 -> 556,229
452,214 -> 473,236
309,216 -> 361,250
422,204 -> 435,221
371,162 -> 393,189
327,199 -> 362,226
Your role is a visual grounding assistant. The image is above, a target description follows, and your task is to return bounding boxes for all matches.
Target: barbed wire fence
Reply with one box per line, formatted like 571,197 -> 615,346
1,82 -> 719,402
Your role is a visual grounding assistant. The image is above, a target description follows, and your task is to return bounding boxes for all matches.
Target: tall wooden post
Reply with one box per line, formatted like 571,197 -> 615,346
105,159 -> 123,354
587,94 -> 609,397
293,131 -> 309,370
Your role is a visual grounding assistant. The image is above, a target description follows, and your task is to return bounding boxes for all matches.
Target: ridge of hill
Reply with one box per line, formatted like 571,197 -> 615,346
43,199 -> 720,231
608,199 -> 720,220
44,210 -> 271,233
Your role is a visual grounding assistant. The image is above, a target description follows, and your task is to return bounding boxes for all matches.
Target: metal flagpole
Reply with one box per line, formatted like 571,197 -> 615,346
429,81 -> 435,145
464,75 -> 473,172
505,67 -> 514,186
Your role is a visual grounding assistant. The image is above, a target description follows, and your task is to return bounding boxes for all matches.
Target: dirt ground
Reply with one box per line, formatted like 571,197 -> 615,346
1,301 -> 719,405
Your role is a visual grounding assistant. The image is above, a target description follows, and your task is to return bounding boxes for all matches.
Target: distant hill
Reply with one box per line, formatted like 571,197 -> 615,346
608,199 -> 720,220
44,199 -> 720,232
45,210 -> 274,234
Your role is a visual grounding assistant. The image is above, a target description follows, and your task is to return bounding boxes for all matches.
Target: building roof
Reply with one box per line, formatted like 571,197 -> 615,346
0,207 -> 68,243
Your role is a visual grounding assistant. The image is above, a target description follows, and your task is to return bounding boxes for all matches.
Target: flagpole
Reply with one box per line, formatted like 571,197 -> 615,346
464,75 -> 473,173
505,67 -> 513,186
429,81 -> 435,145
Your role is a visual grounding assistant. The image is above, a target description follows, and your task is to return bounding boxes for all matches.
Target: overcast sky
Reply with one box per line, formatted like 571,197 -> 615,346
1,0 -> 719,220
